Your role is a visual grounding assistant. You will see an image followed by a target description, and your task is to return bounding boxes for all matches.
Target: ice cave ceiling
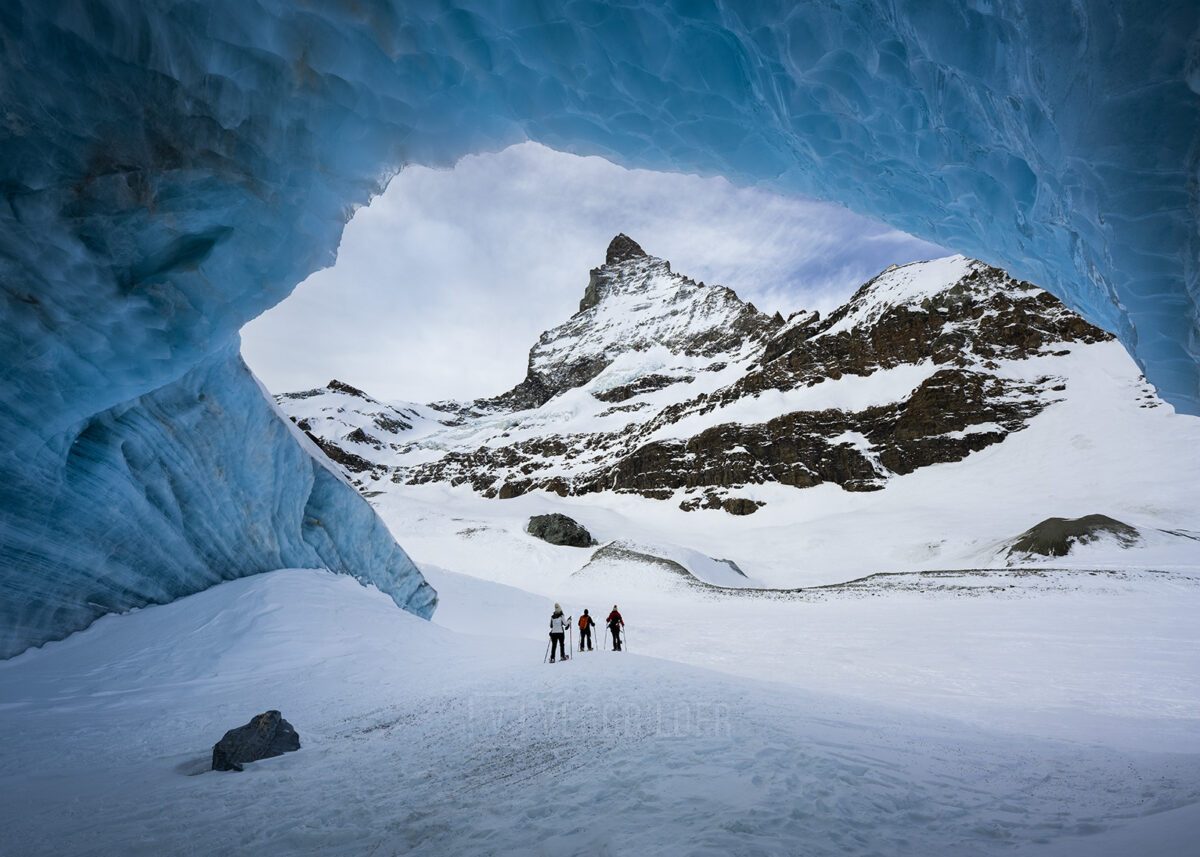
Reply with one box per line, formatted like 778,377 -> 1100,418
0,0 -> 1197,656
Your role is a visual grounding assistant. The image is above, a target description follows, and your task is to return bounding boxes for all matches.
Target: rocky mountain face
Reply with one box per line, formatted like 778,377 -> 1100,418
480,234 -> 779,411
279,236 -> 1124,513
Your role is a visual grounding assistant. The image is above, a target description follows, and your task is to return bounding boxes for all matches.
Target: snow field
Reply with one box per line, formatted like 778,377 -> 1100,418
818,256 -> 977,337
5,269 -> 1197,853
2,569 -> 1197,856
366,336 -> 1200,596
415,550 -> 1200,754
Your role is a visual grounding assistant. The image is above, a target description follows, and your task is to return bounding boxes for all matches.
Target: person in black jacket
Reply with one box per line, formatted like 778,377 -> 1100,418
606,605 -> 624,651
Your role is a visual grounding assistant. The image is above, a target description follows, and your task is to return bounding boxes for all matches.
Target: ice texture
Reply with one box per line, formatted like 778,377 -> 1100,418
0,343 -> 435,659
0,2 -> 1196,652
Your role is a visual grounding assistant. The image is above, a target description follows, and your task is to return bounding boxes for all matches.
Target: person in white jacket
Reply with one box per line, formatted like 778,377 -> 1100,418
548,603 -> 570,663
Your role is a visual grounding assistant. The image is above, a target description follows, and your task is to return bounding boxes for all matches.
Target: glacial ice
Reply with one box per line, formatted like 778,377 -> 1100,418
0,1 -> 1196,653
0,343 -> 435,659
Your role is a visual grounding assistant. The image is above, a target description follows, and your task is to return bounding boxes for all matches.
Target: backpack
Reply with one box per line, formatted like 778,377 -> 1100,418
579,615 -> 590,630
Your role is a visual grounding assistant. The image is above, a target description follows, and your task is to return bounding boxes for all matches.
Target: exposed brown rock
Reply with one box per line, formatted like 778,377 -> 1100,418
605,233 -> 648,266
722,497 -> 763,515
345,427 -> 381,447
305,431 -> 374,474
1008,515 -> 1140,557
594,374 -> 692,403
291,251 -> 1115,508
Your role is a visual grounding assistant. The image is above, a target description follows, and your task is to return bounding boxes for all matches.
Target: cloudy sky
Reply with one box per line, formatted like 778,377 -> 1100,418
241,142 -> 945,403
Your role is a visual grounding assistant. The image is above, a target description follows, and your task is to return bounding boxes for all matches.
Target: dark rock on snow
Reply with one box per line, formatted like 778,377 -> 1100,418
373,413 -> 413,434
592,372 -> 688,403
677,493 -> 765,515
1008,514 -> 1141,557
721,497 -> 763,516
604,233 -> 648,265
527,513 -> 597,547
326,379 -> 370,399
346,426 -> 382,447
304,431 -> 375,474
212,710 -> 301,772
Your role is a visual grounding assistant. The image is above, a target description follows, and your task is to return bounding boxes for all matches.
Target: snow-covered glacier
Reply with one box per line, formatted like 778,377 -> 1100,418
1,1 -> 1196,654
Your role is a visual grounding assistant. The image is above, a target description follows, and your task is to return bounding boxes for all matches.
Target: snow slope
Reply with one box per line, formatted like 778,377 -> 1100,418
285,249 -> 1142,511
819,255 -> 979,336
367,485 -> 1200,748
285,243 -> 1200,583
366,341 -> 1200,593
2,568 -> 1197,856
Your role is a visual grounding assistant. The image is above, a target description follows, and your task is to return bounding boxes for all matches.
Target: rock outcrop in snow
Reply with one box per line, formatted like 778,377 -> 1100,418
282,238 -> 1128,510
527,513 -> 597,548
1007,515 -> 1141,559
212,710 -> 301,773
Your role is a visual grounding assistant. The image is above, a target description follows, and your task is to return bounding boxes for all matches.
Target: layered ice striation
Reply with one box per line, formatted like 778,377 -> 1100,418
0,343 -> 435,658
1,1 -> 1197,652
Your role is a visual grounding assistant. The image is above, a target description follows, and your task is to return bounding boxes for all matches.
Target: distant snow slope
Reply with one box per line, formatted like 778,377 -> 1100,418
817,254 -> 978,336
282,239 -> 1200,580
2,569 -> 1197,855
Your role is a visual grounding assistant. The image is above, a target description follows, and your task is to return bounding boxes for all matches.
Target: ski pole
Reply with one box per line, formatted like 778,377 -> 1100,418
543,637 -> 551,664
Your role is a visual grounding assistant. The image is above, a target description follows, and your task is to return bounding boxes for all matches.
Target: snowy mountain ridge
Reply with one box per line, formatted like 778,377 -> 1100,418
281,235 -> 1129,510
478,234 -> 778,412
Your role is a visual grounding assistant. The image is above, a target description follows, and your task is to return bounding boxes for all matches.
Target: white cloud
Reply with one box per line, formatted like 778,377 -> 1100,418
240,142 -> 945,403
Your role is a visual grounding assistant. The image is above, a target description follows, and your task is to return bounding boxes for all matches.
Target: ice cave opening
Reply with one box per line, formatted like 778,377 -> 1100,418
1,0 -> 1197,656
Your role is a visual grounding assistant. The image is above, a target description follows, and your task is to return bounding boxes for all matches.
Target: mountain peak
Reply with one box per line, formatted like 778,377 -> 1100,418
606,233 -> 647,265
285,249 -> 1129,512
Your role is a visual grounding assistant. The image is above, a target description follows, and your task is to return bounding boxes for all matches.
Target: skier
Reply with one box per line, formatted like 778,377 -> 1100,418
578,609 -> 594,651
548,603 -> 570,663
606,605 -> 624,651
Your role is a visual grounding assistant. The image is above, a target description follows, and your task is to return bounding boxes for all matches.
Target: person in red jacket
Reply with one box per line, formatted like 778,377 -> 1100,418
578,609 -> 594,651
606,605 -> 624,651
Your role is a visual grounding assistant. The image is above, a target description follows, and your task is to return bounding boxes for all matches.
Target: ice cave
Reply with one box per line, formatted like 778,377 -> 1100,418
1,0 -> 1197,656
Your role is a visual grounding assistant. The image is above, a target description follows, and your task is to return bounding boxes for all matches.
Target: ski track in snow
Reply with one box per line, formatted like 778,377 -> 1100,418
1,569 -> 1198,856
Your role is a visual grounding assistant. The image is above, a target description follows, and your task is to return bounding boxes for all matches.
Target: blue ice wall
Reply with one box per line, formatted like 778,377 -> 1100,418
1,1 -> 1196,653
0,344 -> 435,659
